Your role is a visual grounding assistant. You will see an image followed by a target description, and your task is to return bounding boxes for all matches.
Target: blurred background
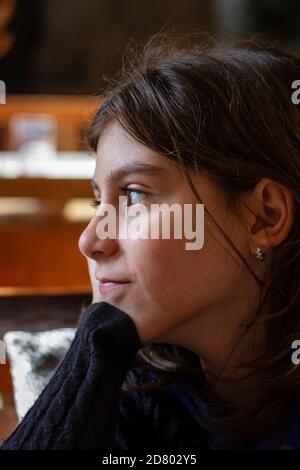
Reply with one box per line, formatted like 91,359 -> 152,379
0,0 -> 300,441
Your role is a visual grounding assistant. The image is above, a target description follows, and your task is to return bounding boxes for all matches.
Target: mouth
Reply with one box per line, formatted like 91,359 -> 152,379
98,279 -> 131,296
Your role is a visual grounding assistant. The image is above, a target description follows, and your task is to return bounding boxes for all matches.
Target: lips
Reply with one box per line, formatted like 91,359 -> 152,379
99,277 -> 129,284
98,278 -> 130,295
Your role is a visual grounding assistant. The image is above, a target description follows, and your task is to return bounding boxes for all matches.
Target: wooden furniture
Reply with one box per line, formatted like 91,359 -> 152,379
0,95 -> 99,290
0,94 -> 100,151
0,219 -> 92,288
0,157 -> 95,289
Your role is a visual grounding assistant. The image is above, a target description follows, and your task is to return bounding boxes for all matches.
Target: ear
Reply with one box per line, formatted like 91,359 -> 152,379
240,178 -> 296,257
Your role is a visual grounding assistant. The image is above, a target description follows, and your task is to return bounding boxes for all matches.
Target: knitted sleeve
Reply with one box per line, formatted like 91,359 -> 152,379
0,301 -> 142,450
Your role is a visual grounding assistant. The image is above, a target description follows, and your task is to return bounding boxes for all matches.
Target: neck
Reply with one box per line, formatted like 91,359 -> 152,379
159,306 -> 266,411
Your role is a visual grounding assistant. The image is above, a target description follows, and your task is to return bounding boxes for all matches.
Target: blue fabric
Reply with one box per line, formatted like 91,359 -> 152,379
147,370 -> 300,450
256,405 -> 300,450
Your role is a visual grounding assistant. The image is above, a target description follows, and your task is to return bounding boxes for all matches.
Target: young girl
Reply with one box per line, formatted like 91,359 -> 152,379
2,30 -> 300,451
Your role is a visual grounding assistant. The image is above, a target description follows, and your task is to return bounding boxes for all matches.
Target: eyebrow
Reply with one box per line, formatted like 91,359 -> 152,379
91,162 -> 167,191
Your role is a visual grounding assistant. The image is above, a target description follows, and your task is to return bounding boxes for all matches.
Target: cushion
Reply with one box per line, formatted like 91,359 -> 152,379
4,328 -> 76,421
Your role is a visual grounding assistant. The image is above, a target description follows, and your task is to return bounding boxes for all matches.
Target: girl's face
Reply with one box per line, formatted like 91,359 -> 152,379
79,121 -> 261,348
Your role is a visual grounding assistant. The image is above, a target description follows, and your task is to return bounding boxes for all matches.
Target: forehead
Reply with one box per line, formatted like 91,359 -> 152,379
96,121 -> 165,163
91,122 -> 220,208
93,121 -> 177,181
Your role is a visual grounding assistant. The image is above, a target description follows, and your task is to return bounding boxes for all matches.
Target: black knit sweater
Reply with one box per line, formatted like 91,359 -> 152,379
0,301 -> 209,451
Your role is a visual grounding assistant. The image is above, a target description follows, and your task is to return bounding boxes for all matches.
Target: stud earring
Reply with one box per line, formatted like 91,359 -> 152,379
255,246 -> 265,261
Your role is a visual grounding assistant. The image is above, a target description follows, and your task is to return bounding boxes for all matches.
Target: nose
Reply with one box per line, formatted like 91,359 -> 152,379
78,215 -> 119,261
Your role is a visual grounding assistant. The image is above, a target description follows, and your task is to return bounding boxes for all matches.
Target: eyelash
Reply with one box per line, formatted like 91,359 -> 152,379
90,187 -> 148,208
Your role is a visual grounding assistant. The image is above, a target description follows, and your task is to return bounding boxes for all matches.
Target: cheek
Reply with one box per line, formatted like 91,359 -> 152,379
124,227 -> 241,315
124,236 -> 203,306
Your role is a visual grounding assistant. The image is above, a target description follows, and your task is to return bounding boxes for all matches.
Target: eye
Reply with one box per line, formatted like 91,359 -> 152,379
89,187 -> 148,210
121,187 -> 148,206
90,198 -> 100,208
90,188 -> 148,207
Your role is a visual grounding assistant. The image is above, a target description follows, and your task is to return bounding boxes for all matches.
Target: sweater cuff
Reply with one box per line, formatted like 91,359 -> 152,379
78,301 -> 142,353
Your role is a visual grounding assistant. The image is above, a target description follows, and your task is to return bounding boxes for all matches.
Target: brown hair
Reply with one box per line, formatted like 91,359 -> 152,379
85,28 -> 300,449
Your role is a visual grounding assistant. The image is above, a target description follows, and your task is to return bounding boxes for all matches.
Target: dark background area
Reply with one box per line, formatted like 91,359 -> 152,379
0,0 -> 214,94
1,0 -> 300,95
